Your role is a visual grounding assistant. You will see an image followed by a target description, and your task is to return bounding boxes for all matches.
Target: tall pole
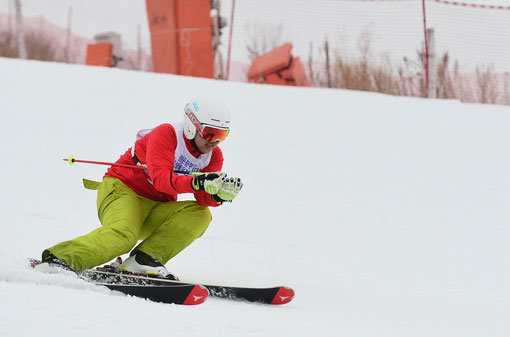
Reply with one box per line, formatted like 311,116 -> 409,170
14,0 -> 27,59
211,1 -> 224,79
7,0 -> 13,45
308,41 -> 314,86
225,0 -> 236,81
37,15 -> 44,58
421,0 -> 430,96
65,6 -> 73,63
324,37 -> 331,88
427,28 -> 436,98
137,24 -> 142,70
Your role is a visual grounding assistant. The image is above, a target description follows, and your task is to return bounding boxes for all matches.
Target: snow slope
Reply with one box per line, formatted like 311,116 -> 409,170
0,58 -> 509,337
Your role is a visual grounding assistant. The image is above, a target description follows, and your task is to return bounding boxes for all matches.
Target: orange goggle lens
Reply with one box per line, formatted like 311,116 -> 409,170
200,126 -> 229,143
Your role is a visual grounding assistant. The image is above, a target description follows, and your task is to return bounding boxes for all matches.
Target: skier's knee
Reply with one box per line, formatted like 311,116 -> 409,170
193,205 -> 212,222
192,207 -> 212,238
110,227 -> 139,252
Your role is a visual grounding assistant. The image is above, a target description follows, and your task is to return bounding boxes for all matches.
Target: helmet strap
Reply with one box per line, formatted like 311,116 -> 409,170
189,135 -> 203,154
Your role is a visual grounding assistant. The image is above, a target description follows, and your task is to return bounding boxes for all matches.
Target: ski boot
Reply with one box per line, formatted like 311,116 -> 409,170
118,251 -> 179,280
34,251 -> 75,274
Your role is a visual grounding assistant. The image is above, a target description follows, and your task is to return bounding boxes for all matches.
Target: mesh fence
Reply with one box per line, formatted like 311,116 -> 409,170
1,1 -> 508,104
221,0 -> 510,104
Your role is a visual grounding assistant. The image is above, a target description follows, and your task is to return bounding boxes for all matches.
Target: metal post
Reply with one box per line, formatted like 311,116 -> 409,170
65,6 -> 73,63
137,24 -> 142,70
225,0 -> 236,80
421,0 -> 430,96
324,38 -> 331,88
14,0 -> 27,59
308,41 -> 315,87
37,15 -> 44,58
211,0 -> 224,79
7,0 -> 13,45
427,28 -> 436,98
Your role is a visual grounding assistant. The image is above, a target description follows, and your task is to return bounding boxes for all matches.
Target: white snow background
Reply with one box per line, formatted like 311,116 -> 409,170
0,57 -> 509,337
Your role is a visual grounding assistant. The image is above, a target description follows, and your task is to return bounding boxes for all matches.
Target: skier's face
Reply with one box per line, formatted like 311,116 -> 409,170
195,132 -> 220,154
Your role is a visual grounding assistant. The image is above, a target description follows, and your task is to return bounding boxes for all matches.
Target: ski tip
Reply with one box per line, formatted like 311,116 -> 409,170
183,285 -> 209,305
29,258 -> 40,269
270,287 -> 295,305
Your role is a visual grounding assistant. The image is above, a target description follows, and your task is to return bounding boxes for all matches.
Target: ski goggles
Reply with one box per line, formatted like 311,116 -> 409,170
185,104 -> 229,143
200,126 -> 229,143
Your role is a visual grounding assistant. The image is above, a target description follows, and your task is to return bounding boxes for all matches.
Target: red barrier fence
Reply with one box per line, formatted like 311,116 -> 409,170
433,0 -> 510,10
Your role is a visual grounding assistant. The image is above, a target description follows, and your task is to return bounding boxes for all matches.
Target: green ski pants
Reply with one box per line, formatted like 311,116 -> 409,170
44,177 -> 212,272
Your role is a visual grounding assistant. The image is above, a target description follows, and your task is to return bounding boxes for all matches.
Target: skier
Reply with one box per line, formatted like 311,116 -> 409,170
37,96 -> 243,279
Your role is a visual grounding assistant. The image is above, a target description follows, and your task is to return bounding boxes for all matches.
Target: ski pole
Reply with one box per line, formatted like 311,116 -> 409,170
63,156 -> 199,175
64,156 -> 144,170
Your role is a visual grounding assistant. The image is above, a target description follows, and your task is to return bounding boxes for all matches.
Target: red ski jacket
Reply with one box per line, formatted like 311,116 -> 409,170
105,123 -> 223,207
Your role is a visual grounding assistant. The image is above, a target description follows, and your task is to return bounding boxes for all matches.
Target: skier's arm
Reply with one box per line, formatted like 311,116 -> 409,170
194,147 -> 224,207
145,125 -> 195,195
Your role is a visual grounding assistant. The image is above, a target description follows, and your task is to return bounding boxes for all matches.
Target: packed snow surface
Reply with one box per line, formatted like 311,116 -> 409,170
0,58 -> 509,337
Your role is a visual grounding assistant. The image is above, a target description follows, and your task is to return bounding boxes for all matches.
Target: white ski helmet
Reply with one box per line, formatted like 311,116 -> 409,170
183,95 -> 231,142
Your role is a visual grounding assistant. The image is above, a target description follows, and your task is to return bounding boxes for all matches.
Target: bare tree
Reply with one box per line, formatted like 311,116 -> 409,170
356,26 -> 373,91
436,53 -> 453,99
24,31 -> 59,61
245,22 -> 283,61
372,53 -> 396,95
0,31 -> 17,58
476,64 -> 498,104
